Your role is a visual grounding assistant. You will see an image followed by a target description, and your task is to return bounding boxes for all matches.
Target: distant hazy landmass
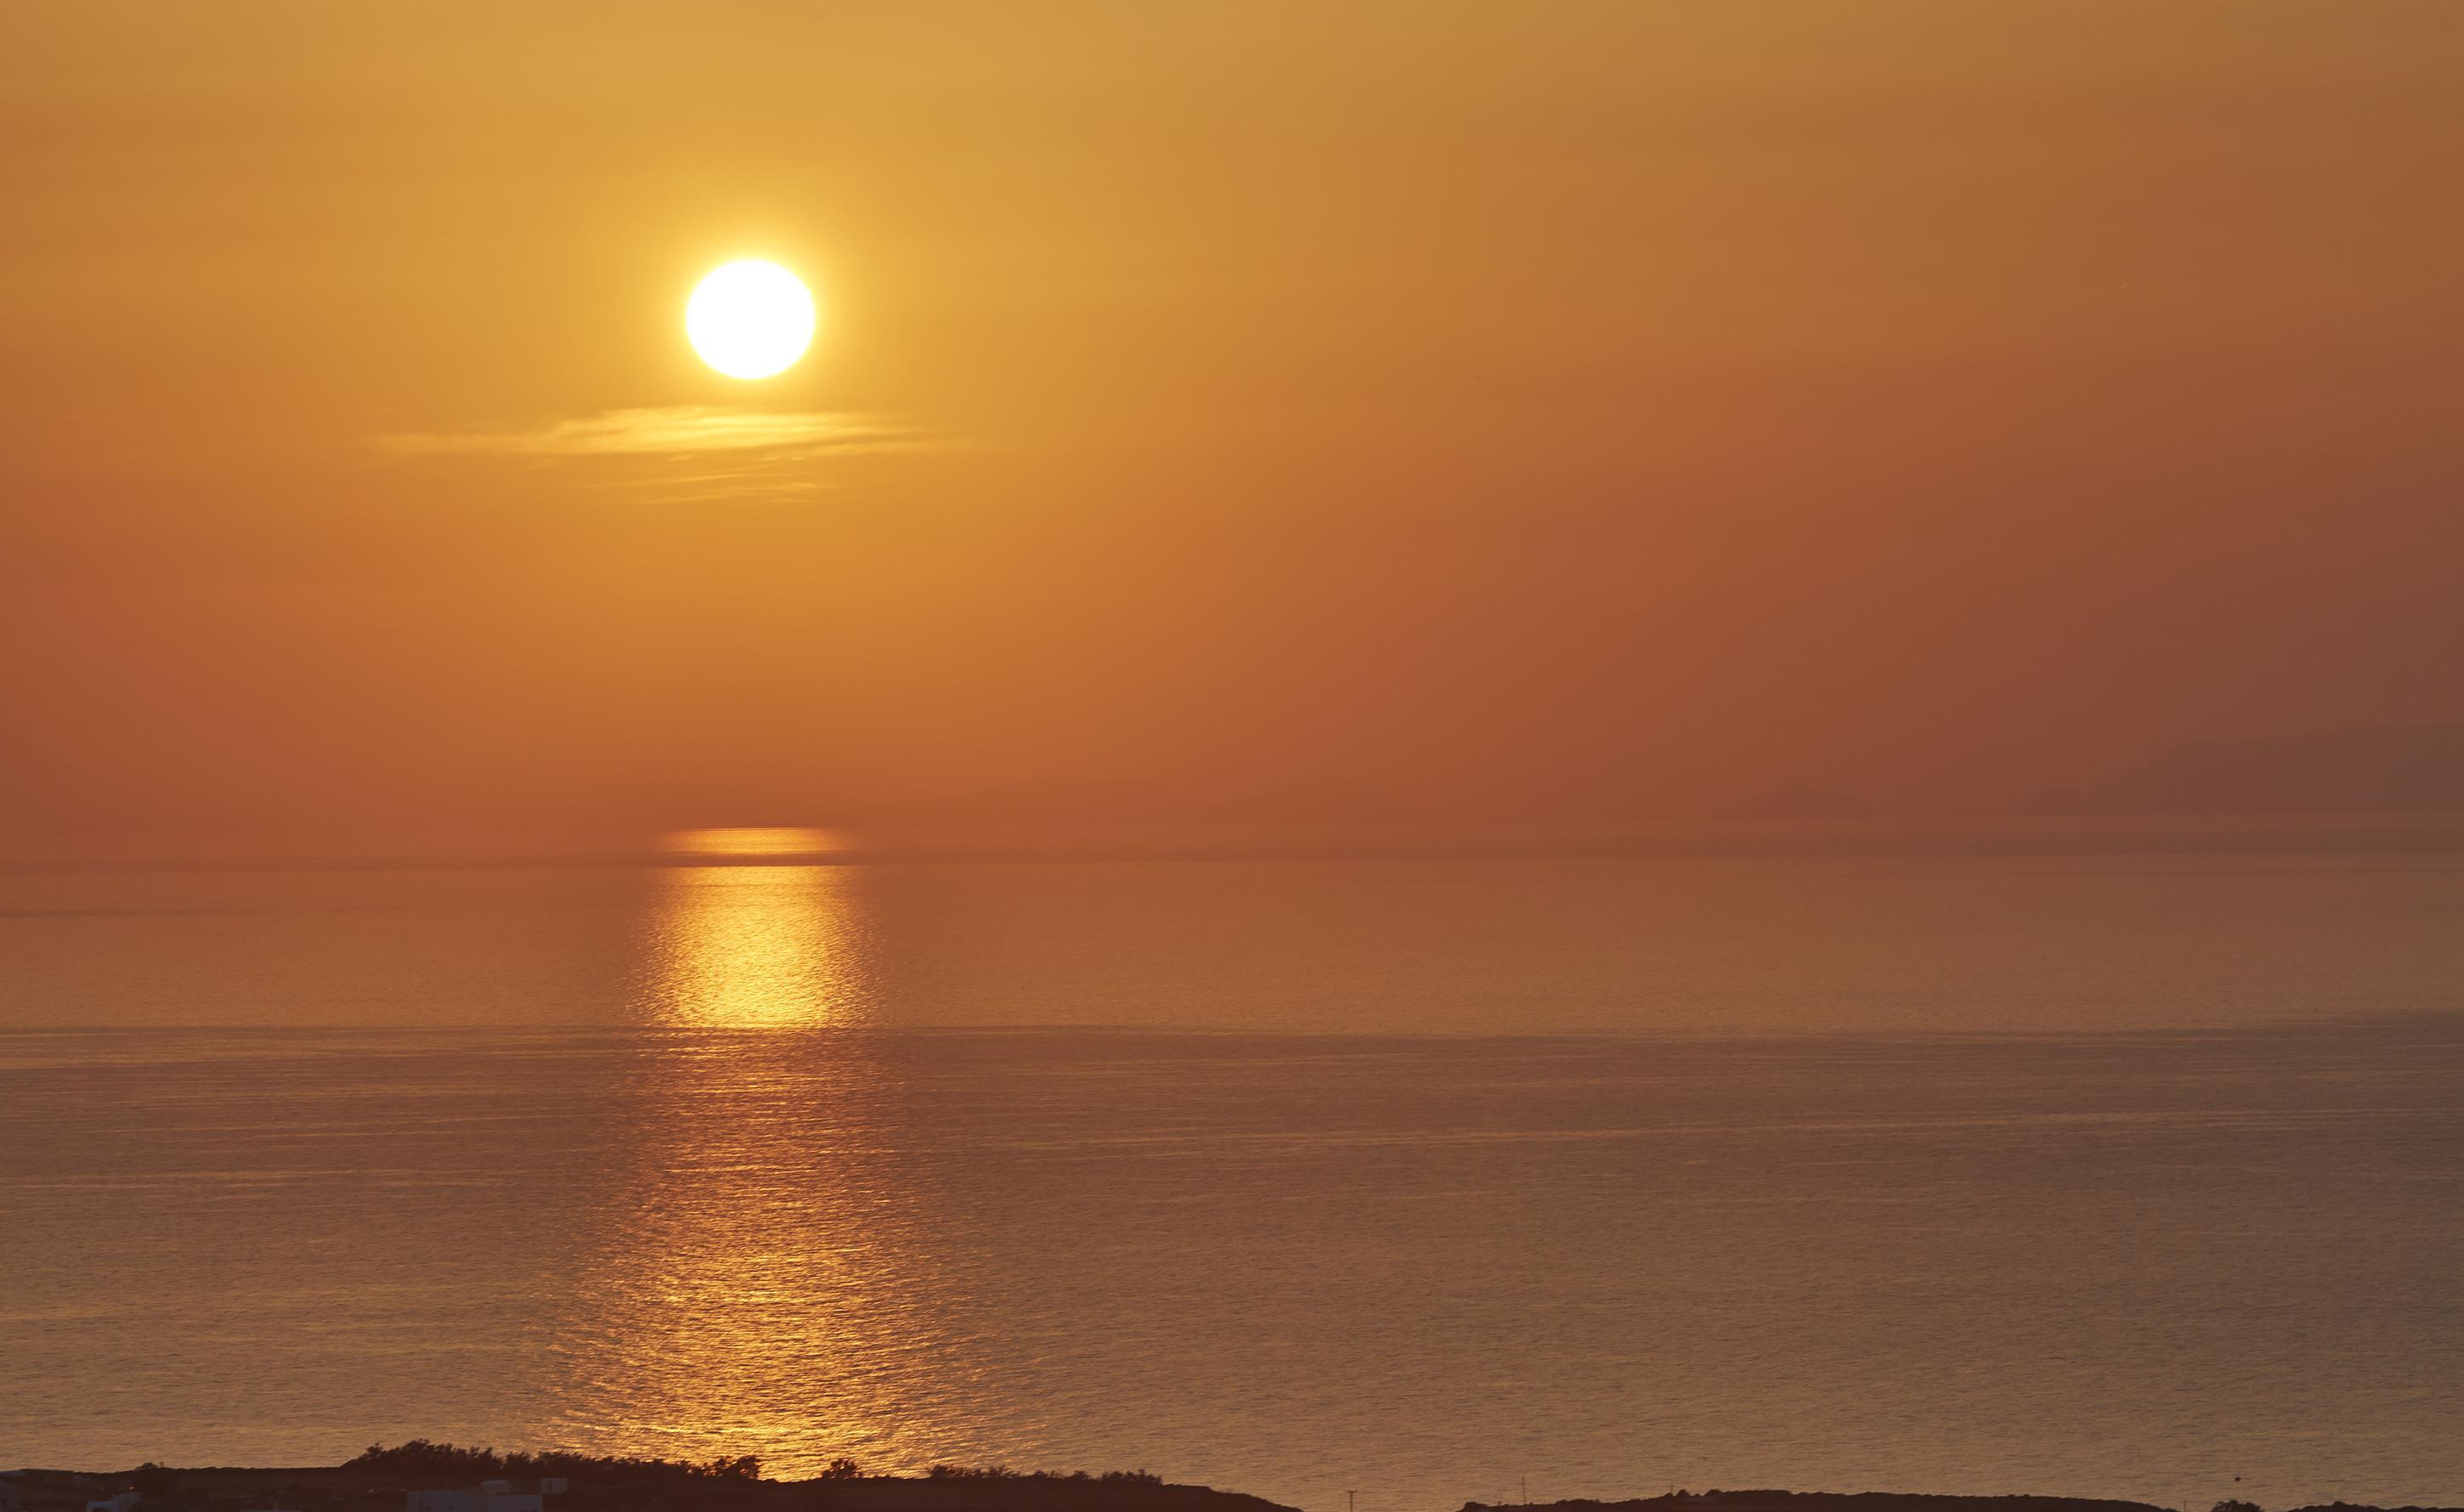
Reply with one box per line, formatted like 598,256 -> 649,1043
1726,784 -> 1874,821
878,776 -> 1413,827
2035,723 -> 2464,815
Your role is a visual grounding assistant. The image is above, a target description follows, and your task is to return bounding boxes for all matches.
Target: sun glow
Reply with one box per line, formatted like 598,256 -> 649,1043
686,261 -> 817,380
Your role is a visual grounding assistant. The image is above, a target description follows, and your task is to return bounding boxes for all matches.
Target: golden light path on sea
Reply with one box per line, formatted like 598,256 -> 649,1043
647,830 -> 872,1029
548,830 -> 950,1475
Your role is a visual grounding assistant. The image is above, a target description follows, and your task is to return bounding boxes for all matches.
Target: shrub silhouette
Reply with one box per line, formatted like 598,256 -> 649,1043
344,1442 -> 760,1485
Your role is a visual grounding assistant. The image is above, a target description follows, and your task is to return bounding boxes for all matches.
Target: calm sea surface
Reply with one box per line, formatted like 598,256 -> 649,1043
3,838 -> 2461,1510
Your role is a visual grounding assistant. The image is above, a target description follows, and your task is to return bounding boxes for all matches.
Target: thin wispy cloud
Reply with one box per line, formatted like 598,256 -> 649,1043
372,406 -> 942,502
376,406 -> 927,460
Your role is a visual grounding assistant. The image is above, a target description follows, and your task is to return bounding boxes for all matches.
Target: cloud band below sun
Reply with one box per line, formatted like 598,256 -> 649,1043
372,407 -> 937,502
376,406 -> 923,460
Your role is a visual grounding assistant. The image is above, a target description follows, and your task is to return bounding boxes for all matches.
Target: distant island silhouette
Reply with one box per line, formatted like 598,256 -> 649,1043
5,1450 -> 2456,1512
2033,722 -> 2464,816
881,722 -> 2464,830
866,776 -> 1414,827
1726,785 -> 1874,821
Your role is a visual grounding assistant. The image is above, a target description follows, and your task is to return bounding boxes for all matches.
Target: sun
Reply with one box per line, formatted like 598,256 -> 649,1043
686,260 -> 817,380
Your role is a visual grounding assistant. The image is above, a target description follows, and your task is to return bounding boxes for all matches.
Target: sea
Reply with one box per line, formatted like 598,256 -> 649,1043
3,824 -> 2460,1512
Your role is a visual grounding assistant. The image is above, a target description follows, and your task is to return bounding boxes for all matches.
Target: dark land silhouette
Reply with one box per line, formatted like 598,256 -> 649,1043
8,1454 -> 2457,1512
1,1452 -> 1283,1512
1475,1497 -> 2464,1512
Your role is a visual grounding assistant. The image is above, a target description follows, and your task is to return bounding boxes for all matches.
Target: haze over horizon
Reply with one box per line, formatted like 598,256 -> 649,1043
7,3 -> 2462,838
9,8 -> 2464,1504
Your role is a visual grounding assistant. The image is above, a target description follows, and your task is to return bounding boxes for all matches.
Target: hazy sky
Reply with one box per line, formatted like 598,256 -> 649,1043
4,3 -> 2461,832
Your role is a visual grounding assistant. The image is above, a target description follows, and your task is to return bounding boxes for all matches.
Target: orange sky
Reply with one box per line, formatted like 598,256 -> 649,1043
4,3 -> 2461,833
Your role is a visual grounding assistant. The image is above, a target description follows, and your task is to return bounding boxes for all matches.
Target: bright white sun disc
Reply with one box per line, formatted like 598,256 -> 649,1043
686,261 -> 816,379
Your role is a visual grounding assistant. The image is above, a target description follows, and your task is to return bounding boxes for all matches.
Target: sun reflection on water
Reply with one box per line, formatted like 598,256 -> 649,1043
643,844 -> 873,1028
547,850 -> 954,1473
